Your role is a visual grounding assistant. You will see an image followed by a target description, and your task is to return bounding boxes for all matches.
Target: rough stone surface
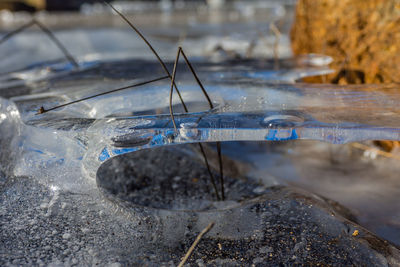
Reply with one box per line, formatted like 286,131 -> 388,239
1,146 -> 400,266
291,0 -> 400,84
97,144 -> 262,211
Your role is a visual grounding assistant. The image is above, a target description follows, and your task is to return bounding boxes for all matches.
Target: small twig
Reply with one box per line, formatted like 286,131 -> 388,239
104,1 -> 188,113
180,48 -> 214,109
216,142 -> 224,200
37,75 -> 169,114
270,22 -> 281,70
169,47 -> 181,131
169,46 -> 225,200
198,144 -> 221,200
168,46 -> 215,129
0,19 -> 79,69
178,222 -> 215,267
34,19 -> 79,69
0,20 -> 36,45
105,2 -> 226,202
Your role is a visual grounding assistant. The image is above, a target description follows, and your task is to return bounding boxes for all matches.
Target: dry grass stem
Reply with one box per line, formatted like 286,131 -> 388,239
0,19 -> 79,68
269,22 -> 281,70
178,222 -> 215,267
198,144 -> 221,200
28,2 -> 226,202
104,1 -> 188,112
37,76 -> 169,114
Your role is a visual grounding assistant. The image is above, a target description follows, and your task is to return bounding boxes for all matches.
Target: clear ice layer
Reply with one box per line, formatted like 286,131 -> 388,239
0,57 -> 399,192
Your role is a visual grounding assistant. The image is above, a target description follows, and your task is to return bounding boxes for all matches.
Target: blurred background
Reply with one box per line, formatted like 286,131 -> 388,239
1,0 -> 107,12
0,0 -> 295,12
0,0 -> 296,28
0,0 -> 296,73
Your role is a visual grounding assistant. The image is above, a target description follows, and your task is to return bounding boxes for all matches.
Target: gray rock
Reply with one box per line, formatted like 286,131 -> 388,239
1,145 -> 399,266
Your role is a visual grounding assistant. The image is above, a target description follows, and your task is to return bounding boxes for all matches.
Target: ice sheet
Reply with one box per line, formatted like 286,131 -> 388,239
0,58 -> 399,190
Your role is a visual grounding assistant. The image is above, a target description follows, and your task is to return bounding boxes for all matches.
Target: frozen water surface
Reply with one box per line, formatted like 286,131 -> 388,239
1,56 -> 400,244
3,57 -> 399,183
1,3 -> 400,264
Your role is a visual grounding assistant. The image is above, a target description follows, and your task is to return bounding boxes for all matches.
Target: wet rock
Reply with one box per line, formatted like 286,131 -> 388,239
291,0 -> 400,85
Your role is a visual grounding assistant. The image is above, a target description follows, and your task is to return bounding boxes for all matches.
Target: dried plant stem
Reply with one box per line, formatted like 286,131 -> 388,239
168,46 -> 225,200
104,1 -> 188,112
105,2 -> 225,201
169,46 -> 181,131
0,19 -> 79,69
31,1 -> 226,202
178,222 -> 215,267
180,48 -> 214,109
216,142 -> 224,200
0,20 -> 35,45
34,20 -> 79,69
270,22 -> 281,70
169,47 -> 214,129
198,144 -> 221,200
38,76 -> 169,114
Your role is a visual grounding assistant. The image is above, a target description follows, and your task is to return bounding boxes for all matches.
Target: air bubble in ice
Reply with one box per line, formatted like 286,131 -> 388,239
261,115 -> 304,128
179,122 -> 199,140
